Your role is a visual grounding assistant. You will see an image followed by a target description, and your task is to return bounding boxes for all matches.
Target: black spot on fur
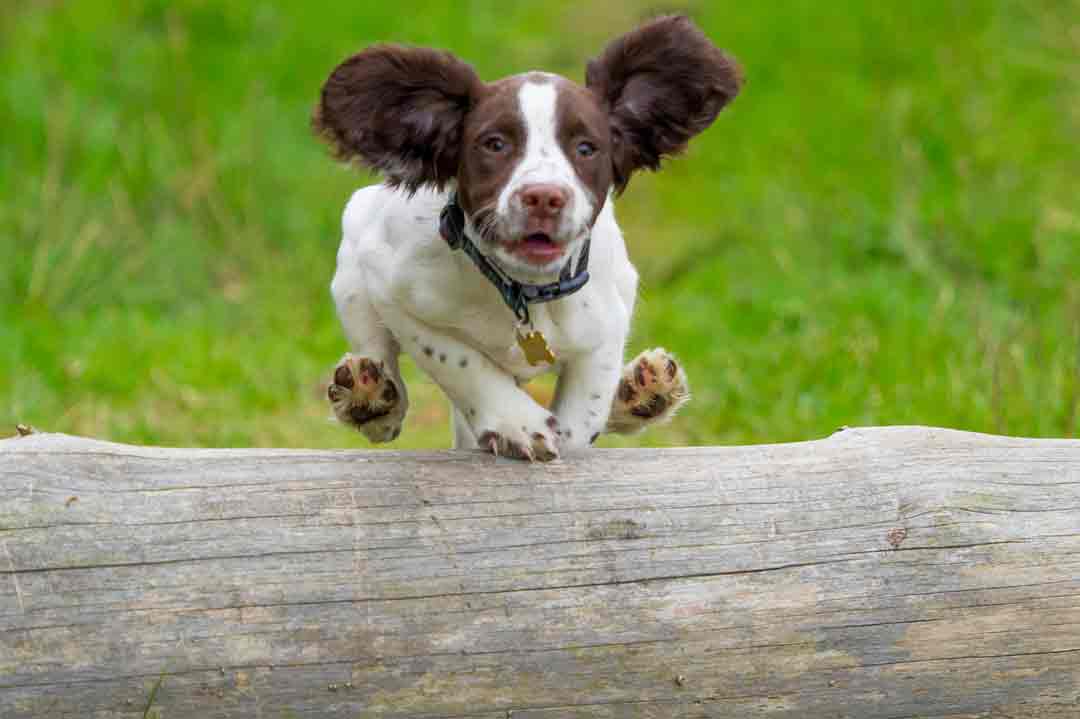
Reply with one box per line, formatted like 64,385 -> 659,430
423,346 -> 434,357
459,357 -> 468,368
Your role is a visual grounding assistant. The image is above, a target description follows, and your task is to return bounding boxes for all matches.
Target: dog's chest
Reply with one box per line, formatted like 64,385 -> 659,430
391,252 -> 595,379
484,306 -> 582,380
434,288 -> 589,380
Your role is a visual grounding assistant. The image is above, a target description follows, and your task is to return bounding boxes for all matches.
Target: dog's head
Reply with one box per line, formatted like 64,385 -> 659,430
315,16 -> 741,281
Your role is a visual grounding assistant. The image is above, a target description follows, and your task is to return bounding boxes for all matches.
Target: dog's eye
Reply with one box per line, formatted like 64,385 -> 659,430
483,136 -> 508,153
577,141 -> 597,157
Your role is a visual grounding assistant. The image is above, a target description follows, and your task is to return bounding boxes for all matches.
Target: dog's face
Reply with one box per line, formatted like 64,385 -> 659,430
454,75 -> 612,278
315,15 -> 741,280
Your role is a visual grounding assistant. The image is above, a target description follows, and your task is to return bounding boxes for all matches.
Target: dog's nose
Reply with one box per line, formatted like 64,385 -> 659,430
518,184 -> 569,217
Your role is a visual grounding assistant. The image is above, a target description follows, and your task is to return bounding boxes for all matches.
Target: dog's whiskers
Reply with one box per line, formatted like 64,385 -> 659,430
471,207 -> 500,243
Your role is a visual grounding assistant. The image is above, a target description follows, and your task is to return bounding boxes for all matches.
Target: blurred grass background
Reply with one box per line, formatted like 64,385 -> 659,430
2,0 -> 1079,449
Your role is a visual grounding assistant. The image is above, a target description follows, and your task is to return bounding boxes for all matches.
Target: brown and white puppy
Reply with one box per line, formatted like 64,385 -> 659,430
317,15 -> 741,460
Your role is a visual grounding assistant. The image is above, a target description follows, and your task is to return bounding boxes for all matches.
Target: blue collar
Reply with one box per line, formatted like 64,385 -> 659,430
439,193 -> 591,326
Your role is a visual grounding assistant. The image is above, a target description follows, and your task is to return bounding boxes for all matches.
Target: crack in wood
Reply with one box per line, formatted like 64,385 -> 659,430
1,539 -> 25,613
856,647 -> 1080,669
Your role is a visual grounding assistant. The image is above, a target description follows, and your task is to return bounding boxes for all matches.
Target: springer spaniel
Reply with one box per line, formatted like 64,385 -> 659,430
316,15 -> 741,461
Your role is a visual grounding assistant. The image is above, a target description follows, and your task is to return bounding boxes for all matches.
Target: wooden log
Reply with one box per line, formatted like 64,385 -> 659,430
1,427 -> 1078,718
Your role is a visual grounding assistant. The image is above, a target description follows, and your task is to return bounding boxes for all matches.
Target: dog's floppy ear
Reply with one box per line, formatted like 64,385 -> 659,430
586,16 -> 742,193
314,45 -> 483,193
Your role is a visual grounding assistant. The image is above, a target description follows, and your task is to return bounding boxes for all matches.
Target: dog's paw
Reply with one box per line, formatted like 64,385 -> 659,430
607,348 -> 690,434
475,412 -> 560,462
327,354 -> 406,443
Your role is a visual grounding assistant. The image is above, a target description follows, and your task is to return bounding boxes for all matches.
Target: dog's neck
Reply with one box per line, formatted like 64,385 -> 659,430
439,192 -> 591,326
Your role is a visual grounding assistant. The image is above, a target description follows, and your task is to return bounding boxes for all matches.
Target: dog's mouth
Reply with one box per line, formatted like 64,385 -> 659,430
503,232 -> 566,265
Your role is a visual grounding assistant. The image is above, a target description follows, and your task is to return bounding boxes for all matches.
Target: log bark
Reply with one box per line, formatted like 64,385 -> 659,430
1,427 -> 1078,718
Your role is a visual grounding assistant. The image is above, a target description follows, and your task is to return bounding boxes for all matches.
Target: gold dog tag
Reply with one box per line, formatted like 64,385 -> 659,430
517,328 -> 556,366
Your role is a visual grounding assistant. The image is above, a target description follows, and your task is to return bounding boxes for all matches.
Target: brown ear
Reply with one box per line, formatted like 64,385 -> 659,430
314,45 -> 483,192
585,15 -> 743,193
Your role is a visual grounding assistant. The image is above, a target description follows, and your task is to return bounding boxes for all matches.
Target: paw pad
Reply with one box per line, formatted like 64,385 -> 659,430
607,348 -> 689,434
327,354 -> 406,443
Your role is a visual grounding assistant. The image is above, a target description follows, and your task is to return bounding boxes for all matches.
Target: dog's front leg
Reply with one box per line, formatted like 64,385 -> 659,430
551,341 -> 626,452
380,307 -> 561,461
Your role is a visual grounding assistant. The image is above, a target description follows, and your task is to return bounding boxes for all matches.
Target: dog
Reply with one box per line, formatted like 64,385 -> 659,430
315,15 -> 741,461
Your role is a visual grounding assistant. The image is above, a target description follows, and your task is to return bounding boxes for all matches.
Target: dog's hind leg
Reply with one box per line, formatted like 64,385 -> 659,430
327,269 -> 408,443
605,348 -> 690,435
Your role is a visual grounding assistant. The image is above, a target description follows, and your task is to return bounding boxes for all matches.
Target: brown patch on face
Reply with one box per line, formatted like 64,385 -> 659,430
555,79 -> 614,225
459,74 -> 617,248
457,77 -> 528,232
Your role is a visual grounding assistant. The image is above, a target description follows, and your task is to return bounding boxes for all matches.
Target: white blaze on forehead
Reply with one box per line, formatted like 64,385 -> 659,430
497,79 -> 594,235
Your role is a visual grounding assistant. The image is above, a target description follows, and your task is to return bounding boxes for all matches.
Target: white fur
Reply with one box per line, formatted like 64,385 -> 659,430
497,79 -> 594,236
329,75 -> 642,457
479,79 -> 596,283
331,183 -> 637,456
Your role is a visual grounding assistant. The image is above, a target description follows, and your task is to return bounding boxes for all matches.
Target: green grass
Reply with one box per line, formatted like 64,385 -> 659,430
2,0 -> 1079,449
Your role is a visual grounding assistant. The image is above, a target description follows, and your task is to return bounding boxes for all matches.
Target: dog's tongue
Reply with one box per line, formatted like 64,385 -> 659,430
514,233 -> 564,263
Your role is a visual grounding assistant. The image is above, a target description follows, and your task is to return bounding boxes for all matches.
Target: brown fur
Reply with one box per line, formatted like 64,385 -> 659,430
313,45 -> 483,193
456,77 -> 527,224
555,78 -> 615,225
315,15 -> 741,200
585,15 -> 743,193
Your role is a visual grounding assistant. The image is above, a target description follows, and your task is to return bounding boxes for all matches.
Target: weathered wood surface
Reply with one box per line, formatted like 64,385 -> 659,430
1,427 -> 1078,718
